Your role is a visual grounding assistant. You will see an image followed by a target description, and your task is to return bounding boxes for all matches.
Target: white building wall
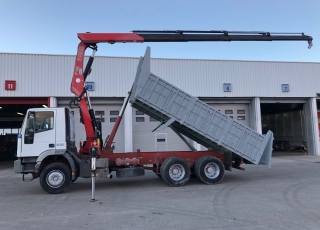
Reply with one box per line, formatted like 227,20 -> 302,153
124,105 -> 133,152
1,52 -> 320,98
249,97 -> 262,134
151,59 -> 320,98
49,97 -> 57,107
0,53 -> 139,97
1,52 -> 319,155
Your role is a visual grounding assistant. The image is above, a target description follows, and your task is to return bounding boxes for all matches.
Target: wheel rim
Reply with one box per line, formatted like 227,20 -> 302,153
204,162 -> 220,179
46,170 -> 65,188
169,164 -> 185,181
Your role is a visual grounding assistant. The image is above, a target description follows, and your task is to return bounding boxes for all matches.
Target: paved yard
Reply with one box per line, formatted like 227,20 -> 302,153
0,152 -> 319,230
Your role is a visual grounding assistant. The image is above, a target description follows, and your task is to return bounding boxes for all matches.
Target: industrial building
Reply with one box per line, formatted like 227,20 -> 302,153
1,52 -> 320,156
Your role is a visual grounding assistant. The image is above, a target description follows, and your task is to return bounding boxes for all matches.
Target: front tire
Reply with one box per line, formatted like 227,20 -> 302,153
160,157 -> 190,187
40,163 -> 72,194
194,156 -> 224,185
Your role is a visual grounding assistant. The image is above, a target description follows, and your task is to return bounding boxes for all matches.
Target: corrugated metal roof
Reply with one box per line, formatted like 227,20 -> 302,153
0,52 -> 319,98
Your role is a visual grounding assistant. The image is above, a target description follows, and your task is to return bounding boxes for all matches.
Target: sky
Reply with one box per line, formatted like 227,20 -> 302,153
0,0 -> 319,62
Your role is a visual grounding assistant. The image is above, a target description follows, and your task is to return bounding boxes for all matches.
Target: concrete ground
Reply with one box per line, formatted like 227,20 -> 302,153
0,151 -> 320,230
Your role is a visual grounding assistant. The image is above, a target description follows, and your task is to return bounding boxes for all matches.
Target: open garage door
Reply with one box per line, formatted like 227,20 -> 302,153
0,97 -> 49,130
0,97 -> 48,161
260,100 -> 307,152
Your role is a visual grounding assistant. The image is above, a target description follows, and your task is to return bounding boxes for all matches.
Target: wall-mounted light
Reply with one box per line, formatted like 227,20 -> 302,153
42,105 -> 48,108
17,112 -> 24,115
0,106 -> 2,109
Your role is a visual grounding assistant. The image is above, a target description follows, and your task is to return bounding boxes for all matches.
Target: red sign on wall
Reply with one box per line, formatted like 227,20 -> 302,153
5,80 -> 16,90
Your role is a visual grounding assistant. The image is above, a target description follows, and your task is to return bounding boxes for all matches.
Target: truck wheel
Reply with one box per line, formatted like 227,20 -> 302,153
40,163 -> 72,194
160,157 -> 190,187
194,156 -> 224,185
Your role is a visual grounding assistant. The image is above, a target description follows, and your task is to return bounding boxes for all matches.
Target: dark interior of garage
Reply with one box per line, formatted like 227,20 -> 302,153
0,104 -> 45,130
0,103 -> 47,161
260,103 -> 304,114
261,103 -> 306,152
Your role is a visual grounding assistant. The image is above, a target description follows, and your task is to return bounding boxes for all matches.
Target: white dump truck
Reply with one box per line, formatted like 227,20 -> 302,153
14,30 -> 312,194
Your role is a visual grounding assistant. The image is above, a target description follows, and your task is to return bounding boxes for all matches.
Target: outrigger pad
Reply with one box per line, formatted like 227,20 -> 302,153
116,167 -> 145,178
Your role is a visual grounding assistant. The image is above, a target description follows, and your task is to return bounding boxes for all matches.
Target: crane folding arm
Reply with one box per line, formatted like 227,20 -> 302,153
70,30 -> 313,153
77,30 -> 313,43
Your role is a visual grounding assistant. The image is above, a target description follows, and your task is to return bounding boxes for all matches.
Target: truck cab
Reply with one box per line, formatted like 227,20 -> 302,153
14,107 -> 79,193
17,107 -> 75,158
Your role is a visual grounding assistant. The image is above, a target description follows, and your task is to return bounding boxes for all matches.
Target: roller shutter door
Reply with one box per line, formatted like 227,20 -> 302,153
208,104 -> 249,127
132,108 -> 192,152
57,98 -> 124,153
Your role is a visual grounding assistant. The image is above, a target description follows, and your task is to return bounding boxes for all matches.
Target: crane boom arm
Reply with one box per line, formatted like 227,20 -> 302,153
77,30 -> 313,44
70,30 -> 313,153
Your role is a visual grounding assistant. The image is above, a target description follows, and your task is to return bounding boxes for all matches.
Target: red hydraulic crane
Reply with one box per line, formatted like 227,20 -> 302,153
69,30 -> 313,155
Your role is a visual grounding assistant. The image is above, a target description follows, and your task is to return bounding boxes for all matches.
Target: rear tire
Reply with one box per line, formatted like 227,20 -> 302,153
194,156 -> 224,185
160,157 -> 190,187
40,163 -> 72,194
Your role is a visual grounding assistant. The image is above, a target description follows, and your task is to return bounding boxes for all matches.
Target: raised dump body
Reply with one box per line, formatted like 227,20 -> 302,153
129,47 -> 273,167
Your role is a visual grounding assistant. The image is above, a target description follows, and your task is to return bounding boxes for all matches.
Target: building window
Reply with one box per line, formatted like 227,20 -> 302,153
157,138 -> 166,142
150,117 -> 158,122
136,117 -> 145,122
110,111 -> 119,116
229,116 -> 233,119
225,110 -> 233,114
237,110 -> 245,114
95,111 -> 105,116
136,110 -> 144,115
237,116 -> 245,120
110,117 -> 117,122
96,118 -> 105,122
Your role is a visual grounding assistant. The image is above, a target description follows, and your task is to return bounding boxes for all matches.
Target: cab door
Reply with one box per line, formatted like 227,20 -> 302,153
20,110 -> 56,157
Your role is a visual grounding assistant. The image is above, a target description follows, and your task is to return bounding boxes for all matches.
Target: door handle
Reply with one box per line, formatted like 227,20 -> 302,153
49,144 -> 55,148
